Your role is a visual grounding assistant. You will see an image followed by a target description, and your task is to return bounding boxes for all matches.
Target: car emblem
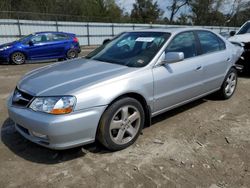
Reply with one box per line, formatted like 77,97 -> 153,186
13,91 -> 22,102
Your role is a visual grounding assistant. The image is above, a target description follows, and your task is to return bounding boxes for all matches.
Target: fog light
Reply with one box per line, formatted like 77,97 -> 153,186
29,130 -> 48,139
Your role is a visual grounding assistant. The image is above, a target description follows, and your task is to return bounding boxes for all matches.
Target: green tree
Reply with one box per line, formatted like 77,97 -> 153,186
189,0 -> 226,26
167,0 -> 189,24
130,0 -> 163,23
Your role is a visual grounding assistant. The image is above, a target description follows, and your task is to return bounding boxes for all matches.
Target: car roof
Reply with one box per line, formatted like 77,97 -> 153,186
129,27 -> 213,35
34,31 -> 74,35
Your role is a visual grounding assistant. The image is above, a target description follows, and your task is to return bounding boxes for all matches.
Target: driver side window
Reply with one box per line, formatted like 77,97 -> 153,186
166,31 -> 197,59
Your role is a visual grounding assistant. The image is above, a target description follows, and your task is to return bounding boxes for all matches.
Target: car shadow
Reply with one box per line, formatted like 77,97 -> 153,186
238,71 -> 250,78
1,98 -> 207,164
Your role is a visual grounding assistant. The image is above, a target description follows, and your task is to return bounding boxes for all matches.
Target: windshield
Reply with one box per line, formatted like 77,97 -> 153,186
17,34 -> 33,42
238,22 -> 250,35
86,32 -> 170,67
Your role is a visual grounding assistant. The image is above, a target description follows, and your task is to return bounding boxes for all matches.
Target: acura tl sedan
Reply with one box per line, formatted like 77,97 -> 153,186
7,28 -> 243,151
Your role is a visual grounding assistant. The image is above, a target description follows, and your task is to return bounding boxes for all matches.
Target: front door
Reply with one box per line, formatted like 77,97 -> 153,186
26,34 -> 56,59
153,31 -> 204,113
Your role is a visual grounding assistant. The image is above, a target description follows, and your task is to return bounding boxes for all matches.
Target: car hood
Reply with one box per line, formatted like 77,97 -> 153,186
0,41 -> 18,48
18,58 -> 135,96
228,33 -> 250,43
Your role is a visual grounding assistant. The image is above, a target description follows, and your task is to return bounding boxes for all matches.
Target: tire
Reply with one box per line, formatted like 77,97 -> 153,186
217,68 -> 238,99
10,52 -> 26,65
66,49 -> 78,59
97,97 -> 145,151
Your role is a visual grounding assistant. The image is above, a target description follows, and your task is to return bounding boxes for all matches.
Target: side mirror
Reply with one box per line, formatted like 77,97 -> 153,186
161,52 -> 184,64
230,31 -> 236,37
28,40 -> 34,46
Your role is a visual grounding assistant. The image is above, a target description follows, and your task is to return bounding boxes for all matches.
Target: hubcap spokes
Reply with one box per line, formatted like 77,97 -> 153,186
13,53 -> 24,64
225,73 -> 236,96
69,51 -> 76,58
110,105 -> 141,145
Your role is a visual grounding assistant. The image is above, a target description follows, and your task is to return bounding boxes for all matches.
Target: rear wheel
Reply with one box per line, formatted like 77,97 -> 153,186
97,97 -> 145,151
218,68 -> 238,99
66,49 -> 78,59
11,52 -> 26,65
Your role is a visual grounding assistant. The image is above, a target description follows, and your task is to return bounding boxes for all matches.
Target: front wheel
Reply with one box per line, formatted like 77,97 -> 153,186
10,52 -> 26,65
97,97 -> 145,151
218,68 -> 238,99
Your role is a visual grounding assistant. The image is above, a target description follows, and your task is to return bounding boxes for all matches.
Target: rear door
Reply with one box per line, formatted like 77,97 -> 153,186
50,33 -> 70,56
195,30 -> 230,93
153,31 -> 204,113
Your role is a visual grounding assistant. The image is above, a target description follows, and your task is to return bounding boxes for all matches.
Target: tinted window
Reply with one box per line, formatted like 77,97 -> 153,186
197,31 -> 225,54
166,31 -> 197,59
86,32 -> 170,67
52,33 -> 69,41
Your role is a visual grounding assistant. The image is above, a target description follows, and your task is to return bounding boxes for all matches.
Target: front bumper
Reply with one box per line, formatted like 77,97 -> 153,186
0,51 -> 9,62
236,42 -> 250,71
7,97 -> 106,150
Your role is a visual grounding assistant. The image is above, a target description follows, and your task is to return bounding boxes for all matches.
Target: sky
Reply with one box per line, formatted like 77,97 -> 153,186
116,0 -> 248,20
116,0 -> 192,19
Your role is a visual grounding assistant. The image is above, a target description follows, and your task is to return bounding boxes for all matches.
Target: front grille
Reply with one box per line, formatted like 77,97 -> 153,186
12,88 -> 34,107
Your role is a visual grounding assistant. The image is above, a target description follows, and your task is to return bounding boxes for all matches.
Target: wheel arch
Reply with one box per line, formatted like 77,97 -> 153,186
95,92 -> 152,139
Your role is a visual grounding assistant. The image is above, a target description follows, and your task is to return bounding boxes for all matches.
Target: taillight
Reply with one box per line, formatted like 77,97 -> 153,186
73,37 -> 79,43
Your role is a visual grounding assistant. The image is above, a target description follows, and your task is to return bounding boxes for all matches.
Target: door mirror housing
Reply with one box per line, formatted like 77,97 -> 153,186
229,31 -> 236,37
28,40 -> 34,46
161,52 -> 184,64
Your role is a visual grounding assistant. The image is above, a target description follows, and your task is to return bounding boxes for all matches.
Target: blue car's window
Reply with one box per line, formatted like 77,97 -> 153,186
166,31 -> 197,59
197,31 -> 225,54
86,32 -> 170,67
52,34 -> 69,41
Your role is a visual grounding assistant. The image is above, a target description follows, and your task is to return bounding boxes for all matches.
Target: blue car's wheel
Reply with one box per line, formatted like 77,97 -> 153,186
11,52 -> 26,65
66,49 -> 78,59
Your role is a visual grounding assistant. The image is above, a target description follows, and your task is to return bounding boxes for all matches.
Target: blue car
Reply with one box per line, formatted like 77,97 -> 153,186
0,31 -> 81,64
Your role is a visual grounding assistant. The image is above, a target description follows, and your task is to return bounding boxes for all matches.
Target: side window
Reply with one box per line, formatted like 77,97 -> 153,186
31,34 -> 51,44
52,34 -> 69,41
166,31 -> 197,59
197,31 -> 225,54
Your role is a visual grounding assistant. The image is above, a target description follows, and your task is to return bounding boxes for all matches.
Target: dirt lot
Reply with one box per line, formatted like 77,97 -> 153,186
0,49 -> 250,188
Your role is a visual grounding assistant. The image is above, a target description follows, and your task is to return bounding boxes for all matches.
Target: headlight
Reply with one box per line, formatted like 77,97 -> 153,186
29,96 -> 76,115
0,46 -> 12,51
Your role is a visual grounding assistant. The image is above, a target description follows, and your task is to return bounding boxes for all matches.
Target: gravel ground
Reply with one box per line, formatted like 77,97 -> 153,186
0,49 -> 250,188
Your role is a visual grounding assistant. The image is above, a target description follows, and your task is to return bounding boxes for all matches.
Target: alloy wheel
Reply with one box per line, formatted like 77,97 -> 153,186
109,105 -> 141,145
12,52 -> 25,64
224,72 -> 237,97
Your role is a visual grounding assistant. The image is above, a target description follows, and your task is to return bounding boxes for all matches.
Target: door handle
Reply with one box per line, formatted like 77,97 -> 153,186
195,65 -> 202,71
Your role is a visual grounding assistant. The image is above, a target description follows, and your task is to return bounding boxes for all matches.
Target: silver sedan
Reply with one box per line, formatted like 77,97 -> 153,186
7,28 -> 243,151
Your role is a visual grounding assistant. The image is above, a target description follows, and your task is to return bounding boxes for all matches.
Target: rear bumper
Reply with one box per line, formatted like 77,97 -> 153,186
7,97 -> 107,150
